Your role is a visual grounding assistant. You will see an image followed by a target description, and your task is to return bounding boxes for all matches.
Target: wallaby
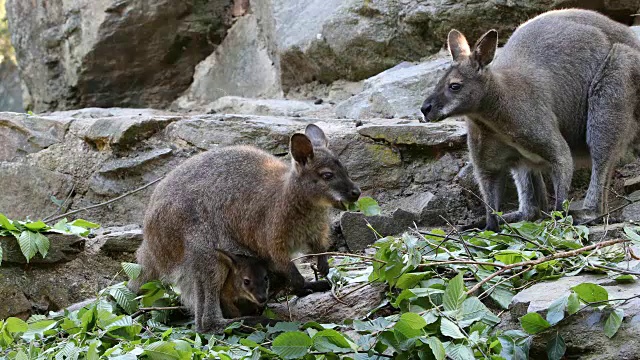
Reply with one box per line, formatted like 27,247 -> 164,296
216,250 -> 269,318
421,9 -> 640,231
128,124 -> 361,333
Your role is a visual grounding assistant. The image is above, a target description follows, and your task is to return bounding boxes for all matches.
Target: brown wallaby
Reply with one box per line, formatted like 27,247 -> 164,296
216,250 -> 269,318
421,9 -> 640,231
128,124 -> 361,333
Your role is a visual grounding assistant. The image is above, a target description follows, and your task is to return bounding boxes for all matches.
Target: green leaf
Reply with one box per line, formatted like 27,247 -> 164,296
144,341 -> 180,359
546,333 -> 566,360
17,231 -> 38,262
425,336 -> 446,360
567,293 -> 580,314
69,219 -> 100,229
440,317 -> 465,339
15,350 -> 28,360
494,250 -> 530,265
5,317 -> 28,333
571,283 -> 608,303
460,297 -> 500,327
394,312 -> 427,338
519,312 -> 551,334
356,197 -> 381,216
0,213 -> 17,231
395,272 -> 428,290
443,273 -> 466,312
122,262 -> 142,281
312,329 -> 351,353
623,227 -> 640,246
271,332 -> 312,359
87,340 -> 102,360
33,232 -> 50,258
109,285 -> 139,314
21,319 -> 57,341
23,221 -> 48,232
604,308 -> 624,338
445,343 -> 475,360
546,295 -> 568,326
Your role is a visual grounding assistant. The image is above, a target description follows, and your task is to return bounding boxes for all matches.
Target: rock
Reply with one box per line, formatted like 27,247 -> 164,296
633,26 -> 640,36
0,113 -> 70,161
0,284 -> 31,320
268,283 -> 385,323
6,0 -> 234,112
340,210 -> 418,251
97,148 -> 173,176
0,60 -> 24,112
203,96 -> 326,117
83,115 -> 180,151
174,1 -> 281,110
356,119 -> 467,149
90,226 -> 143,254
0,163 -> 74,220
335,59 -> 450,120
624,176 -> 640,194
503,274 -> 640,360
0,233 -> 84,265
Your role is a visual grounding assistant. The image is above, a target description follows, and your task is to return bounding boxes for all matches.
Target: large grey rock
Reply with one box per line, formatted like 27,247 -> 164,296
357,119 -> 467,149
633,26 -> 640,36
0,163 -> 74,220
335,59 -> 450,120
0,233 -> 84,265
0,60 -> 24,112
174,1 -> 281,109
203,96 -> 327,117
0,113 -> 70,161
83,115 -> 180,151
6,0 -> 234,112
89,225 -> 144,254
503,274 -> 640,360
275,0 -> 639,91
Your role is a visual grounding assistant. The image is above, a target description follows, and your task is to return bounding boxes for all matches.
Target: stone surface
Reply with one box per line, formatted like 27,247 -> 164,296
0,163 -> 74,220
89,225 -> 144,254
268,283 -> 385,323
632,25 -> 640,35
357,119 -> 467,149
173,3 -> 282,110
83,115 -> 179,151
6,0 -> 234,112
502,274 -> 640,360
0,233 -> 84,265
624,176 -> 640,194
0,60 -> 23,112
0,113 -> 70,161
202,96 -> 328,117
335,58 -> 450,120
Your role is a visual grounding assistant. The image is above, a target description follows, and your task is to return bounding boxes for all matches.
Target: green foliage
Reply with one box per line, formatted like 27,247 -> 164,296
347,197 -> 381,216
0,202 -> 635,359
0,213 -> 100,264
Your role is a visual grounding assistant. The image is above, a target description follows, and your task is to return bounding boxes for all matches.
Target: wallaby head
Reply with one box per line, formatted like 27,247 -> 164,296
289,124 -> 361,210
421,29 -> 498,123
216,250 -> 269,306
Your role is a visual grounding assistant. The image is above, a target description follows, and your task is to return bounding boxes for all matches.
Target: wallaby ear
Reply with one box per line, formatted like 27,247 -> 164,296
215,249 -> 237,269
304,124 -> 329,148
290,133 -> 314,166
472,29 -> 498,68
447,29 -> 471,62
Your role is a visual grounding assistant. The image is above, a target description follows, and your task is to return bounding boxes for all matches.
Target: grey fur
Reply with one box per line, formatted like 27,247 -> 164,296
421,9 -> 640,231
128,124 -> 360,333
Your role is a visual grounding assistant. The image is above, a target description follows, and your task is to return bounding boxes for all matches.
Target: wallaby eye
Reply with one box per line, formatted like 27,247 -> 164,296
243,278 -> 251,286
449,83 -> 462,92
320,172 -> 334,181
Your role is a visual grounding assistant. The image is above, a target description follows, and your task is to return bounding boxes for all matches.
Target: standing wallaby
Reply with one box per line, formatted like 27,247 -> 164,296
216,250 -> 269,319
129,124 -> 361,333
421,9 -> 640,231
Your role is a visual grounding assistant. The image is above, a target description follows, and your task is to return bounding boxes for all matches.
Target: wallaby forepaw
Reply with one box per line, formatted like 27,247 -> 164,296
294,287 -> 314,297
316,257 -> 330,277
304,280 -> 331,292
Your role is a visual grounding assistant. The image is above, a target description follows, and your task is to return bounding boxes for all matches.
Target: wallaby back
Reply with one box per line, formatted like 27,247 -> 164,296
421,9 -> 640,230
130,124 -> 360,332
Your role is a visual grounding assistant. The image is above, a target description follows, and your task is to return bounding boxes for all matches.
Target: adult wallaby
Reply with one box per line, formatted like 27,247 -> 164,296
128,124 -> 361,333
216,250 -> 269,318
421,9 -> 640,231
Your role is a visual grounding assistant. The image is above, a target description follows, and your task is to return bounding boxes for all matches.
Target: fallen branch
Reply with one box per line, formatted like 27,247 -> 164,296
417,260 -> 507,269
131,305 -> 185,318
291,252 -> 385,264
46,177 -> 164,223
591,263 -> 640,276
466,238 -> 629,295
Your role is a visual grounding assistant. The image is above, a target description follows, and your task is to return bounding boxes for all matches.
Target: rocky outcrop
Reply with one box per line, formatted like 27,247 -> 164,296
6,0 -> 234,112
501,274 -> 640,360
0,60 -> 23,112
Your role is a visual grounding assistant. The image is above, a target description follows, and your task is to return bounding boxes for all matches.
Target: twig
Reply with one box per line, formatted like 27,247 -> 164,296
46,177 -> 164,223
591,263 -> 640,276
578,193 -> 640,225
416,260 -> 506,269
43,183 -> 76,222
466,238 -> 629,295
291,252 -> 386,264
131,306 -> 185,318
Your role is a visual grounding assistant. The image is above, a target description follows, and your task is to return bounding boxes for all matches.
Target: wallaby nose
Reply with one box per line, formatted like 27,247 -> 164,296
257,295 -> 267,304
350,187 -> 361,200
420,101 -> 432,119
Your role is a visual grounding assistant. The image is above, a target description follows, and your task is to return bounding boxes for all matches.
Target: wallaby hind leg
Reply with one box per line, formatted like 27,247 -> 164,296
127,245 -> 160,293
580,44 -> 640,223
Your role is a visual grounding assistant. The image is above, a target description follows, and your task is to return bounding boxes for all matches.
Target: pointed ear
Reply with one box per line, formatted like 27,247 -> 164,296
472,30 -> 498,68
447,29 -> 471,62
305,124 -> 329,148
215,249 -> 237,269
290,133 -> 314,166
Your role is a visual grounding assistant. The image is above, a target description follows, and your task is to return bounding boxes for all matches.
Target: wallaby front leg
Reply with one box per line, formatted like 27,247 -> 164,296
316,254 -> 330,277
474,169 -> 507,232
